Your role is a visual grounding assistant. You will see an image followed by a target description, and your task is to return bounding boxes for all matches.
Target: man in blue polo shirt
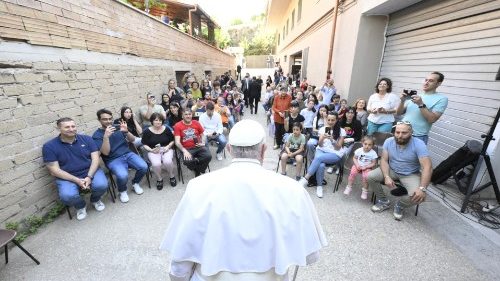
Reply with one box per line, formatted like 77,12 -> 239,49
396,71 -> 448,144
92,109 -> 148,203
367,122 -> 432,220
43,117 -> 108,221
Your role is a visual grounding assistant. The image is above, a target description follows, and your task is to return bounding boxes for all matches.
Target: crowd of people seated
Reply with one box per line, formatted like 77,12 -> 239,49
267,70 -> 447,220
42,69 -> 447,222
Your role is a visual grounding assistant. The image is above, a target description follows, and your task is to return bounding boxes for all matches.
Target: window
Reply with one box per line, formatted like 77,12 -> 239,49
283,26 -> 285,40
292,10 -> 295,29
286,19 -> 289,35
298,0 -> 302,21
278,34 -> 280,45
284,55 -> 287,62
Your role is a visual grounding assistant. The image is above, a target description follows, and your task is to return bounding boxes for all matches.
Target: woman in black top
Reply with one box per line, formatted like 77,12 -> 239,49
141,113 -> 176,189
167,102 -> 183,129
114,106 -> 143,147
160,94 -> 170,112
339,106 -> 363,156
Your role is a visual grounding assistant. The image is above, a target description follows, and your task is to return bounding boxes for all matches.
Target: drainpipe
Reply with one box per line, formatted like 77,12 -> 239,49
327,0 -> 341,75
188,4 -> 199,37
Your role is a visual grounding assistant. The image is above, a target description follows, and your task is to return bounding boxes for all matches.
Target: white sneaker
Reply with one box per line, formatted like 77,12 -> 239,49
298,177 -> 308,188
316,186 -> 323,198
119,191 -> 129,203
326,167 -> 334,174
216,153 -> 223,161
336,168 -> 340,175
93,200 -> 105,211
76,207 -> 87,220
132,183 -> 144,195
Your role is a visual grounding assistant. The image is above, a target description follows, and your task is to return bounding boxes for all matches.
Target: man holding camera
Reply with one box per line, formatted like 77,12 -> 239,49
199,102 -> 227,161
138,92 -> 166,129
43,117 -> 109,221
174,108 -> 212,177
396,72 -> 448,144
93,109 -> 148,203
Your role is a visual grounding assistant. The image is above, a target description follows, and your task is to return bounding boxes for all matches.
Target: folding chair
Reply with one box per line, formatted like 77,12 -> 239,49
128,143 -> 152,189
0,229 -> 40,265
333,142 -> 363,193
175,147 -> 211,184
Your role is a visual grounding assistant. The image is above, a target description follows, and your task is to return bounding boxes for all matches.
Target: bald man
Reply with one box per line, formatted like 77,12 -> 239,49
368,121 -> 432,220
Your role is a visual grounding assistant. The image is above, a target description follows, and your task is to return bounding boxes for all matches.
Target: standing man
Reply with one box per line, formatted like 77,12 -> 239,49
272,86 -> 292,149
396,71 -> 448,144
236,65 -> 242,80
241,73 -> 251,108
248,76 -> 262,114
174,108 -> 212,177
368,122 -> 432,220
199,102 -> 227,161
160,120 -> 327,281
167,79 -> 185,104
93,109 -> 148,203
138,92 -> 166,129
43,117 -> 108,220
319,79 -> 336,106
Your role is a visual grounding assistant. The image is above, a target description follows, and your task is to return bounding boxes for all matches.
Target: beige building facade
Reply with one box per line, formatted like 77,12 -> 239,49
268,0 -> 500,194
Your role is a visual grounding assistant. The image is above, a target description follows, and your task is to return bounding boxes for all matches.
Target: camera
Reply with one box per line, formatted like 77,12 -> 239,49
403,89 -> 418,96
325,127 -> 331,135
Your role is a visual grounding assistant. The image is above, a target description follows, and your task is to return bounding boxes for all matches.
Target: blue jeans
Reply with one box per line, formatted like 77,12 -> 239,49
107,152 -> 148,192
413,135 -> 428,145
205,134 -> 227,154
307,150 -> 342,187
56,169 -> 108,209
367,120 -> 393,135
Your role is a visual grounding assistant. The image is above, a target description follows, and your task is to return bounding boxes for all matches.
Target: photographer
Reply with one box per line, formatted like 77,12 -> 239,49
396,72 -> 448,144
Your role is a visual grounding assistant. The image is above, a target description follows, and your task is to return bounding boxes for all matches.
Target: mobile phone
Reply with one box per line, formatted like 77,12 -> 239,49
113,125 -> 121,131
403,89 -> 418,96
325,127 -> 331,135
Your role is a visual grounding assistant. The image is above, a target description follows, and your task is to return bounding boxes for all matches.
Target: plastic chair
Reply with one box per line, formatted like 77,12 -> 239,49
0,229 -> 40,265
372,132 -> 392,157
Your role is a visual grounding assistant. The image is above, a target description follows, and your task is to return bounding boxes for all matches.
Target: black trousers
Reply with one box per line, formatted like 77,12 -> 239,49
275,123 -> 285,146
243,91 -> 250,107
249,96 -> 259,114
183,146 -> 212,174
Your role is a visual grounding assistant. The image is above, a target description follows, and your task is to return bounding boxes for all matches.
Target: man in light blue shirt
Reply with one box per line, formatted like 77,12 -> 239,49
396,72 -> 448,144
319,79 -> 336,105
367,122 -> 432,220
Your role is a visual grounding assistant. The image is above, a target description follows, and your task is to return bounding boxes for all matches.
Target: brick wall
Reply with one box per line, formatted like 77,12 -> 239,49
0,0 -> 235,225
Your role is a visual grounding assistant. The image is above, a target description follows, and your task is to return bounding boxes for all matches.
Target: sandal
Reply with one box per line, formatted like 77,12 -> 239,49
169,177 -> 177,187
156,179 -> 164,190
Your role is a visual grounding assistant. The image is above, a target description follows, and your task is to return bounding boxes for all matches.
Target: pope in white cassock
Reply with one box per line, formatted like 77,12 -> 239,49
160,119 -> 328,281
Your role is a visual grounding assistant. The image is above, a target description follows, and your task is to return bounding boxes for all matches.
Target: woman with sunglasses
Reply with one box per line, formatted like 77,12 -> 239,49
299,111 -> 345,198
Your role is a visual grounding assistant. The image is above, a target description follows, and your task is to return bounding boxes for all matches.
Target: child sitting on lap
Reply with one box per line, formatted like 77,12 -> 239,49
344,136 -> 377,199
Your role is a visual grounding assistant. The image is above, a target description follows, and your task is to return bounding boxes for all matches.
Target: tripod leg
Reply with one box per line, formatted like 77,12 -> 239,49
484,155 -> 500,204
461,156 -> 484,213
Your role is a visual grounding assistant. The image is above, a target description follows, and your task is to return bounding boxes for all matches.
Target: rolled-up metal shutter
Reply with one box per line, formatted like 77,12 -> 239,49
379,0 -> 500,165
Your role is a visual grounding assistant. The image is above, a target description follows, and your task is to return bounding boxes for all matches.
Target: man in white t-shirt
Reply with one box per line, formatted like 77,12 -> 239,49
199,101 -> 226,161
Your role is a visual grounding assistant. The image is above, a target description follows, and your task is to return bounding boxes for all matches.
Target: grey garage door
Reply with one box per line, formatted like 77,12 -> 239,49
379,0 -> 500,165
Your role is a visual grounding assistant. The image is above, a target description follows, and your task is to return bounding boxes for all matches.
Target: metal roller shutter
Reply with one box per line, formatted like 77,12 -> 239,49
379,0 -> 500,165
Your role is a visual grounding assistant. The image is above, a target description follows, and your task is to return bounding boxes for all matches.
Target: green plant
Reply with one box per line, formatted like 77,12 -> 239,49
125,0 -> 166,10
26,215 -> 44,234
5,221 -> 19,231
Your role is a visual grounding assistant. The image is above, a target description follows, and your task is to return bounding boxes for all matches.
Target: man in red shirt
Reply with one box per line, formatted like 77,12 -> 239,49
174,108 -> 212,176
272,87 -> 292,149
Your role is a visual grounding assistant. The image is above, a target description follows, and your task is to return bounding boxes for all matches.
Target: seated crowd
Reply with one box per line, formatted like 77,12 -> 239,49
42,72 -> 246,221
267,71 -> 447,220
43,70 -> 447,222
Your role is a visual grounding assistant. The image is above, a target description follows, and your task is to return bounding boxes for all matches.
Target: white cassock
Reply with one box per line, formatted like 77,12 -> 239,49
160,158 -> 328,281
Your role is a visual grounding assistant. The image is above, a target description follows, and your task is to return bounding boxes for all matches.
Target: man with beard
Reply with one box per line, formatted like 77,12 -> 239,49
367,121 -> 432,220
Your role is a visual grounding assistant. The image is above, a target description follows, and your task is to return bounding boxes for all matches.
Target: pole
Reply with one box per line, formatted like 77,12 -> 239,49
327,0 -> 341,74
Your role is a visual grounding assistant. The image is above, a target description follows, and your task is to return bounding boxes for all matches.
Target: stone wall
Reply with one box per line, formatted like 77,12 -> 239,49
0,0 -> 235,225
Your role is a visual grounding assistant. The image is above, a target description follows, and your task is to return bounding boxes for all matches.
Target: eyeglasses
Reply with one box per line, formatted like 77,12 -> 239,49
394,121 -> 412,127
148,96 -> 155,99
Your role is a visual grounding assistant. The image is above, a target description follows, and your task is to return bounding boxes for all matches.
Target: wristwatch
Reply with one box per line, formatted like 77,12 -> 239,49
419,186 -> 427,192
87,175 -> 94,180
418,104 -> 426,108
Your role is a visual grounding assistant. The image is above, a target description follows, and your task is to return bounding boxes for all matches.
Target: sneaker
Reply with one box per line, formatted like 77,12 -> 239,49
326,167 -> 334,174
393,201 -> 404,220
169,177 -> 177,187
336,169 -> 340,175
156,180 -> 164,190
371,199 -> 390,212
273,145 -> 280,150
343,186 -> 352,195
133,183 -> 144,195
295,176 -> 301,181
316,186 -> 323,198
76,207 -> 87,220
361,189 -> 369,200
119,191 -> 129,203
216,153 -> 223,161
93,200 -> 105,211
298,177 -> 308,188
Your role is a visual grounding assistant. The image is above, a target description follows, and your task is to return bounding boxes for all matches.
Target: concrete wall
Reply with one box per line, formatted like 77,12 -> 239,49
245,55 -> 272,69
0,0 -> 234,225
